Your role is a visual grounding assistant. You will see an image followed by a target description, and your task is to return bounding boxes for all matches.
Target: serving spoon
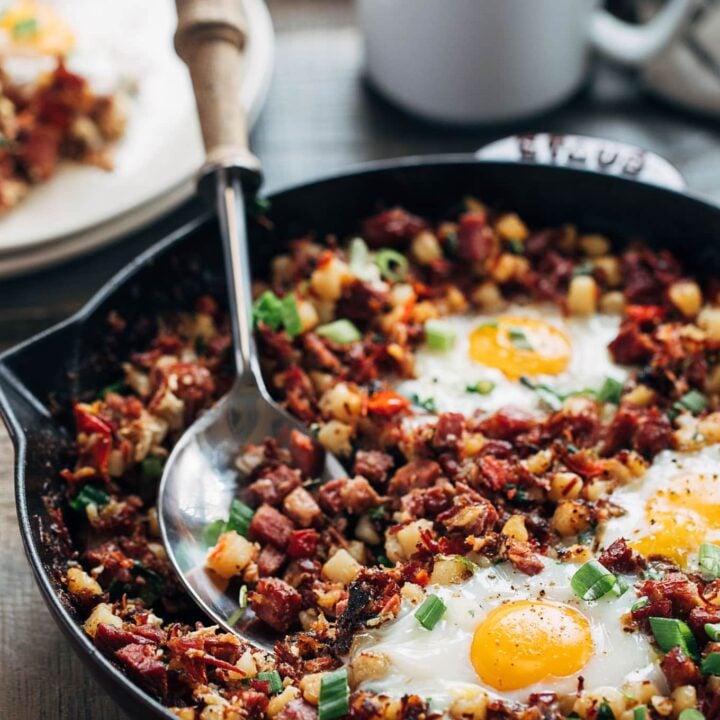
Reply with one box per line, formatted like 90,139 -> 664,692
158,0 -> 345,652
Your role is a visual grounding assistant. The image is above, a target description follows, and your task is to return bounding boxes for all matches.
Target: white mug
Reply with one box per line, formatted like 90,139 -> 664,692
358,0 -> 698,124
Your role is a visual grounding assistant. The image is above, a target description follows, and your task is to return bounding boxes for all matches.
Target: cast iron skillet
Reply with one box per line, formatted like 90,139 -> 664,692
2,133 -> 720,719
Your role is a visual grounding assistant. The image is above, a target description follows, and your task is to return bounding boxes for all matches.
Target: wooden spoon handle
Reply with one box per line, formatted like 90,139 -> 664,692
175,0 -> 260,173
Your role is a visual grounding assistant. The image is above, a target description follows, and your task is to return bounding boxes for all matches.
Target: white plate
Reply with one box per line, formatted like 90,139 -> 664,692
0,0 -> 273,272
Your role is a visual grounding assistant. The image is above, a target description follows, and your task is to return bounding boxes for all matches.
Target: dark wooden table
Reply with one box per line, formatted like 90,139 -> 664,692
1,1 -> 718,718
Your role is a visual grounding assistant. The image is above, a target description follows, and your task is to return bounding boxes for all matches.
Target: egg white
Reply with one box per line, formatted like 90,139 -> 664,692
353,558 -> 663,709
600,445 -> 720,570
396,304 -> 627,418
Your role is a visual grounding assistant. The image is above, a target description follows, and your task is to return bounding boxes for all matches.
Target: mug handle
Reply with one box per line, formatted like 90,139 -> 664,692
590,0 -> 697,66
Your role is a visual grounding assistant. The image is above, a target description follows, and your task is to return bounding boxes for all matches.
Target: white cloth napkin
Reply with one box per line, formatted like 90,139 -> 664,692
642,0 -> 720,116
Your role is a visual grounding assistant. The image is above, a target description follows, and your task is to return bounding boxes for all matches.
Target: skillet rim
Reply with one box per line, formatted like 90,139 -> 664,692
2,152 -> 719,719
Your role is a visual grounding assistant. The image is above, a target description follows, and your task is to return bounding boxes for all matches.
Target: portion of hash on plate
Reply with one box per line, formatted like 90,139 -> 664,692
58,199 -> 720,720
0,0 -> 126,212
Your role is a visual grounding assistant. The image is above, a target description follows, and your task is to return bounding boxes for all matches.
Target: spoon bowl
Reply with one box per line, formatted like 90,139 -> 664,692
159,377 -> 344,652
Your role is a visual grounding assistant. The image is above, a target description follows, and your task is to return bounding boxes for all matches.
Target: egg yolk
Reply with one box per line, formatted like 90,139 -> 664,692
470,600 -> 593,691
0,1 -> 75,56
468,316 -> 571,380
629,472 -> 720,566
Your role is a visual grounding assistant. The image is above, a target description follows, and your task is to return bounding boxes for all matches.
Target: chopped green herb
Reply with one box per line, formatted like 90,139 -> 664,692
227,606 -> 245,626
633,706 -> 648,720
141,455 -> 165,481
679,710 -> 705,720
643,566 -> 665,581
631,597 -> 650,612
69,485 -> 110,513
701,652 -> 720,675
375,248 -> 408,282
411,393 -> 437,413
368,505 -> 385,520
250,197 -> 271,216
597,700 -> 616,720
705,623 -> 720,641
348,237 -> 373,280
203,518 -> 226,547
466,380 -> 496,395
508,327 -> 533,350
376,553 -> 392,567
672,389 -> 709,418
649,616 -> 699,659
226,499 -> 254,537
280,293 -> 301,338
258,670 -> 284,694
425,319 -> 456,351
316,319 -> 362,345
415,594 -> 446,630
508,238 -> 524,255
318,668 -> 349,720
252,290 -> 283,330
573,260 -> 595,278
700,543 -> 720,578
597,377 -> 624,405
571,560 -> 619,601
133,561 -> 165,607
12,17 -> 38,39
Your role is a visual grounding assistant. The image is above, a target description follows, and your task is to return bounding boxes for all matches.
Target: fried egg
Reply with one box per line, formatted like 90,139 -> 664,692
601,445 -> 720,569
396,304 -> 627,416
0,0 -> 143,94
352,558 -> 662,709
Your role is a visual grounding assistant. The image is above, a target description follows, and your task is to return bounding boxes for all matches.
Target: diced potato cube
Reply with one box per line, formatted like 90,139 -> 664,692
83,602 -> 122,637
322,548 -> 362,585
206,531 -> 258,579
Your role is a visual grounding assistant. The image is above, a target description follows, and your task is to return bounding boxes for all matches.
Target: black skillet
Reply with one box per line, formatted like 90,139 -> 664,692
2,132 -> 720,718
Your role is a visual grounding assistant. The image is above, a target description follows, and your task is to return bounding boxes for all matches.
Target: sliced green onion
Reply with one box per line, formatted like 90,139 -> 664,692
258,670 -> 284,694
633,706 -> 647,720
631,597 -> 650,612
701,652 -> 720,675
368,505 -> 385,520
239,584 -> 248,609
597,701 -> 615,720
705,623 -> 720,641
466,380 -> 496,395
699,543 -> 720,577
643,566 -> 665,581
69,485 -> 110,512
226,499 -> 254,537
133,561 -> 165,607
203,518 -> 226,547
253,290 -> 283,330
141,455 -> 165,481
375,248 -> 408,282
679,710 -> 705,720
425,319 -> 457,351
507,327 -> 533,350
280,293 -> 302,338
597,377 -> 624,405
318,668 -> 349,720
250,197 -> 271,216
12,17 -> 37,39
571,560 -> 618,601
649,617 -> 699,659
415,594 -> 446,630
349,237 -> 369,271
227,606 -> 245,626
316,319 -> 361,345
612,575 -> 630,597
674,389 -> 709,416
411,393 -> 437,413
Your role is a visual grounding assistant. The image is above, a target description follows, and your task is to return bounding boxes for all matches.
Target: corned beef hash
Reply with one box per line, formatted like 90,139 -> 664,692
58,199 -> 720,720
